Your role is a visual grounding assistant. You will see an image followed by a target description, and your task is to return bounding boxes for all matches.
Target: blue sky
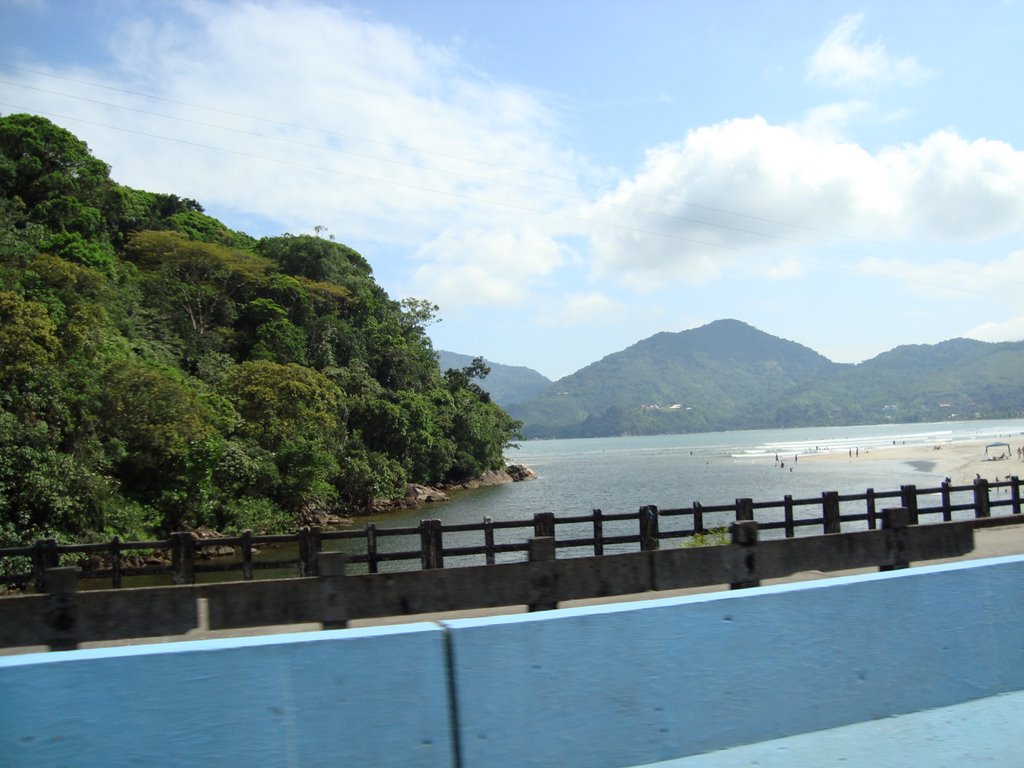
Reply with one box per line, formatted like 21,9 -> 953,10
3,0 -> 1024,380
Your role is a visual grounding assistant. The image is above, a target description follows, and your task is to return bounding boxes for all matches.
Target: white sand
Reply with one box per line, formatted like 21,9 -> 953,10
800,438 -> 1023,485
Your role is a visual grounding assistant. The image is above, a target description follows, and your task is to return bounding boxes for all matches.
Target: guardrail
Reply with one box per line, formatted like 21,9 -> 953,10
0,476 -> 1018,590
0,510 -> 974,651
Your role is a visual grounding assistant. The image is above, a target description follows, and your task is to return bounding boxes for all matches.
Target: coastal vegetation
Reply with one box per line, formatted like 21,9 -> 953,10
0,114 -> 521,548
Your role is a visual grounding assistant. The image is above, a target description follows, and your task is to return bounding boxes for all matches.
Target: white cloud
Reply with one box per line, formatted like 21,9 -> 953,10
3,1 -> 584,246
537,292 -> 626,327
807,14 -> 931,87
966,315 -> 1024,344
585,117 -> 1024,288
411,226 -> 567,311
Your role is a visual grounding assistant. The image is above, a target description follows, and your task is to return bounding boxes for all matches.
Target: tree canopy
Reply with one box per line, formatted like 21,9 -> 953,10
0,114 -> 521,547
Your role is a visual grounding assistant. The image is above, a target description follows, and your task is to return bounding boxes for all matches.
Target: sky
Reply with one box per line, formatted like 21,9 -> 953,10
3,0 -> 1024,380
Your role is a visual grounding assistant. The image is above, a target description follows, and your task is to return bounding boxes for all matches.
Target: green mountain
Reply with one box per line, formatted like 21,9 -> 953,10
509,319 -> 1024,438
0,114 -> 521,546
437,351 -> 552,408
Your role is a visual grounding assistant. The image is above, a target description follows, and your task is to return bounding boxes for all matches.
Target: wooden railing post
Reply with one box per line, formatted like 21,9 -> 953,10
592,509 -> 604,556
730,521 -> 759,590
240,530 -> 254,580
1010,476 -> 1021,516
298,526 -> 322,577
973,478 -> 991,519
866,488 -> 877,529
639,505 -> 660,551
33,538 -> 60,592
692,501 -> 703,534
110,536 -> 122,588
45,566 -> 80,651
318,552 -> 348,630
941,481 -> 953,522
901,484 -> 919,524
366,523 -> 379,574
783,495 -> 795,538
170,532 -> 195,585
533,511 -> 556,539
736,498 -> 754,522
527,536 -> 557,611
880,507 -> 911,571
483,517 -> 496,565
822,491 -> 841,534
420,519 -> 444,570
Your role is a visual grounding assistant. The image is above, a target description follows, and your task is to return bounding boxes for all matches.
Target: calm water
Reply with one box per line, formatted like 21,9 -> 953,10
328,418 -> 1024,569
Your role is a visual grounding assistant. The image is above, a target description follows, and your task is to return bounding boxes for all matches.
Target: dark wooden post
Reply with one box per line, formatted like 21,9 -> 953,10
941,481 -> 953,522
366,523 -> 379,574
298,526 -> 322,576
33,538 -> 60,593
592,509 -> 604,556
880,507 -> 911,571
692,501 -> 703,535
170,532 -> 195,585
45,566 -> 80,651
420,519 -> 444,570
639,505 -> 660,551
241,530 -> 254,580
783,495 -> 795,538
527,537 -> 557,611
866,488 -> 878,529
822,491 -> 841,534
533,511 -> 556,539
901,484 -> 919,524
483,517 -> 496,565
318,552 -> 349,630
735,498 -> 754,522
973,478 -> 991,518
1010,477 -> 1021,516
730,521 -> 759,590
110,535 -> 123,589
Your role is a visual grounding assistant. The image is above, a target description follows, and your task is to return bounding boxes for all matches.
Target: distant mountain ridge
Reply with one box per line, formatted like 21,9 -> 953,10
491,319 -> 1024,438
437,351 -> 552,409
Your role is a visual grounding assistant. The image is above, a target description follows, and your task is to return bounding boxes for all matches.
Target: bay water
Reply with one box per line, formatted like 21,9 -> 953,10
331,418 -> 1024,569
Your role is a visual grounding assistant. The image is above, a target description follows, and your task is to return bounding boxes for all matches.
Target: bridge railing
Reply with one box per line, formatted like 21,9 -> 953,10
0,476 -> 1019,590
0,510 -> 976,651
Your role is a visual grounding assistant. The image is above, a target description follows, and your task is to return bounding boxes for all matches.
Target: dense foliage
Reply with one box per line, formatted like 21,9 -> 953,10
0,114 -> 520,546
510,320 -> 1024,438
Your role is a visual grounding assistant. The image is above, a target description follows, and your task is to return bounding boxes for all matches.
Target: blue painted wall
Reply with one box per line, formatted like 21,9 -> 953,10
0,624 -> 454,768
3,556 -> 1024,767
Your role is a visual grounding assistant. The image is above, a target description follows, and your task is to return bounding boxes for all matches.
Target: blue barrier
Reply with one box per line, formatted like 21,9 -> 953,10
3,556 -> 1024,767
0,624 -> 454,768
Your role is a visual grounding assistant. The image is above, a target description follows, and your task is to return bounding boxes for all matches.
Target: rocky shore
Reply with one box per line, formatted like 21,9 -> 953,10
371,463 -> 538,514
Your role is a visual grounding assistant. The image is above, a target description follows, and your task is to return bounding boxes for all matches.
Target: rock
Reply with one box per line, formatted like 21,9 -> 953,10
507,464 -> 538,482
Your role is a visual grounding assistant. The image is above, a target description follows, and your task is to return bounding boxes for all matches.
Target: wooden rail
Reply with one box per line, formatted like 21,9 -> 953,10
0,476 -> 1019,590
0,510 -> 976,650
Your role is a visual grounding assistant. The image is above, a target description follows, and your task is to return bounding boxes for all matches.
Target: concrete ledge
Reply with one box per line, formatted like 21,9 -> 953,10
4,556 -> 1024,768
442,555 -> 1024,768
646,690 -> 1024,767
0,624 -> 454,768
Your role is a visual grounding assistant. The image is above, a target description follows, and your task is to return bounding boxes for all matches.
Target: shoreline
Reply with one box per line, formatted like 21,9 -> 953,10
800,437 -> 1023,486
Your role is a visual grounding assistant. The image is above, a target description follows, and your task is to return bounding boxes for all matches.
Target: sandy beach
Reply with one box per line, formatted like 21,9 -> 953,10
799,436 -> 1024,486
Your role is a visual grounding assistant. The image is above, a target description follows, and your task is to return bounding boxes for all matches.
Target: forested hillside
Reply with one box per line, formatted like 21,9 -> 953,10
509,320 -> 1024,438
0,114 -> 521,547
437,351 -> 551,408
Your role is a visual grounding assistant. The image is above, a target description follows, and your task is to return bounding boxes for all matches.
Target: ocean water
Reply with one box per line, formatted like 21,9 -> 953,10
367,419 -> 1024,525
331,418 -> 1024,568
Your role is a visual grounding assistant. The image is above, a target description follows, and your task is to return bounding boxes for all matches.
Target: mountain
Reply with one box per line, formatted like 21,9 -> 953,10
437,351 -> 552,409
508,319 -> 1024,438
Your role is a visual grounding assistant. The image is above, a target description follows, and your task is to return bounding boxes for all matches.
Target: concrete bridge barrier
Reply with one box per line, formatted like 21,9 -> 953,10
3,555 -> 1024,767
